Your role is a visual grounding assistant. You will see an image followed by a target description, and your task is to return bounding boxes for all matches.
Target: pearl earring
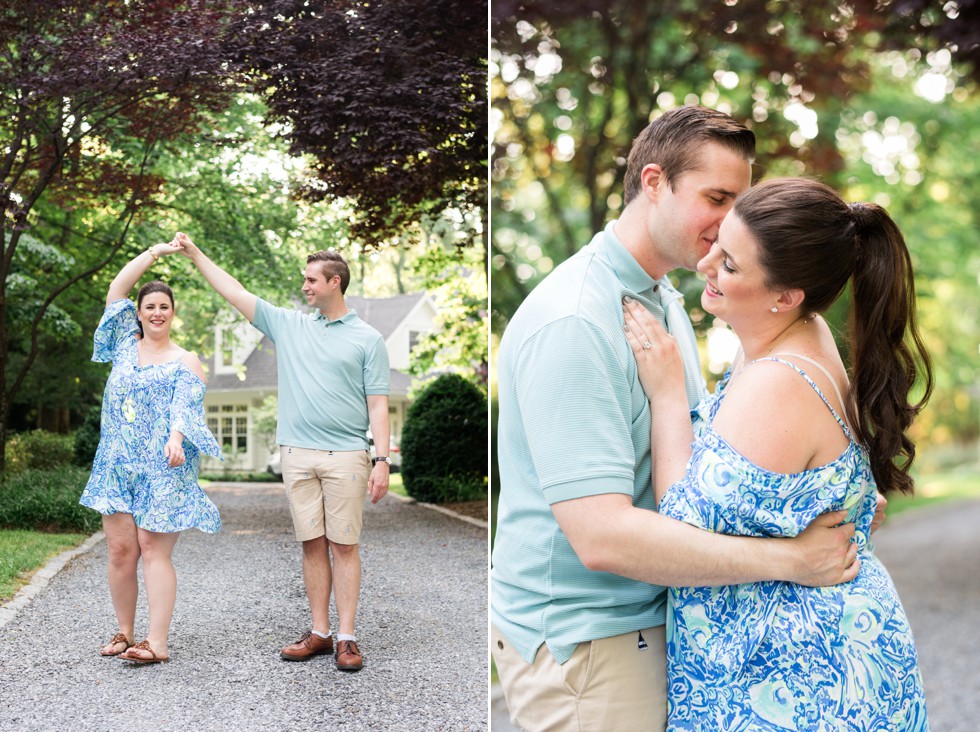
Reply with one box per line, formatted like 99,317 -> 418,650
770,307 -> 778,313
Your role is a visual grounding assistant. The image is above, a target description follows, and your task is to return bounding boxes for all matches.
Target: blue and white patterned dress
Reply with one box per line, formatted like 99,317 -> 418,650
660,357 -> 928,731
80,299 -> 222,533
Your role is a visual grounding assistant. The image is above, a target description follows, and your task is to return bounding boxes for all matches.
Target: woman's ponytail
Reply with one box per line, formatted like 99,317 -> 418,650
846,202 -> 933,494
734,179 -> 933,495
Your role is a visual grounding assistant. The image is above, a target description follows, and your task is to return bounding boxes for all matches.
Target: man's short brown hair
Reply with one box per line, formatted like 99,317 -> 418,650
622,106 -> 756,205
307,250 -> 351,294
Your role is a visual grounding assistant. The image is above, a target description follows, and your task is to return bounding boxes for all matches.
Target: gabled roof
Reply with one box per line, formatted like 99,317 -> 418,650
202,292 -> 428,396
203,337 -> 412,396
346,292 -> 426,340
203,337 -> 279,391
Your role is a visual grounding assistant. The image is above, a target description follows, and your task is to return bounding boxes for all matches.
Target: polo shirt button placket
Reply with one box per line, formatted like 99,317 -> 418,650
641,284 -> 669,335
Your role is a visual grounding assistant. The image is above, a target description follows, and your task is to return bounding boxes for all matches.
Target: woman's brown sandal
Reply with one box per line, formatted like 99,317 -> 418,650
100,633 -> 133,657
120,639 -> 170,664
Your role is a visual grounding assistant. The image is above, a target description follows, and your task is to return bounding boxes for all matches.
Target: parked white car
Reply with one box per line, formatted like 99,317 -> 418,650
367,431 -> 402,471
266,449 -> 282,477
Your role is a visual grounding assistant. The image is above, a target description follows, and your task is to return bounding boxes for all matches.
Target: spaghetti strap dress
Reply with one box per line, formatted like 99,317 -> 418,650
660,357 -> 928,731
80,299 -> 222,533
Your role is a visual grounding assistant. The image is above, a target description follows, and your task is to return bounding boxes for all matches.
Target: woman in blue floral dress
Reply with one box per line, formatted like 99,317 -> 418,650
80,240 -> 221,664
624,178 -> 932,730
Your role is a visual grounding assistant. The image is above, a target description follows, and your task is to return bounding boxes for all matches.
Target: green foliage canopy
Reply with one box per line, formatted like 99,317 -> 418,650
491,2 -> 980,447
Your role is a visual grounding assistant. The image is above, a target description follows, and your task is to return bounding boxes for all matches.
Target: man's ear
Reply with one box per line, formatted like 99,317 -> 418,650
639,163 -> 666,202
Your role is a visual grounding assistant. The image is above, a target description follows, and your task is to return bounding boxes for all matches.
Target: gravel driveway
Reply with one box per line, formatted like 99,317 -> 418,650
871,497 -> 980,732
0,482 -> 488,732
491,498 -> 980,731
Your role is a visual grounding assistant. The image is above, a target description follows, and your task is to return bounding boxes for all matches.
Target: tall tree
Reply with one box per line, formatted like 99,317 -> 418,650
0,0 -> 243,469
490,0 -> 979,326
491,0 -> 980,446
236,0 -> 489,257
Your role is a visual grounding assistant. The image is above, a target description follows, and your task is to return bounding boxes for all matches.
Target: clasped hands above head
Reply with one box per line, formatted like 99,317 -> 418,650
147,232 -> 198,260
164,232 -> 191,251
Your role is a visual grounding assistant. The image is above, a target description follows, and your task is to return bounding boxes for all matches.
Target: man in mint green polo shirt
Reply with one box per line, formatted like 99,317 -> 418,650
491,106 -> 861,731
177,235 -> 390,673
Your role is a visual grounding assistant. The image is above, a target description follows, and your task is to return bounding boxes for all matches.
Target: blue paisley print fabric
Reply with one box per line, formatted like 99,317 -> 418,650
660,358 -> 928,731
80,299 -> 222,533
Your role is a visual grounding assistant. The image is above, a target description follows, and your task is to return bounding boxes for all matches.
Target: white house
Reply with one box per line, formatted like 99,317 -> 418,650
200,292 -> 438,472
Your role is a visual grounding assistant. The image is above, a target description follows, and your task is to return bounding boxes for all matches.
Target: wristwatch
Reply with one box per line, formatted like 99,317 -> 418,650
372,456 -> 391,466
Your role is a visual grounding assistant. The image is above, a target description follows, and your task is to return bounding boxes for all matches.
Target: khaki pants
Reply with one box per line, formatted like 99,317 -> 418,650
491,623 -> 667,732
280,446 -> 371,544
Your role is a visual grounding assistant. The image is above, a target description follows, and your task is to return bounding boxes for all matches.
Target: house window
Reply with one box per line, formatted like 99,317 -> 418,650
214,321 -> 263,374
207,404 -> 249,454
220,328 -> 236,368
408,330 -> 422,351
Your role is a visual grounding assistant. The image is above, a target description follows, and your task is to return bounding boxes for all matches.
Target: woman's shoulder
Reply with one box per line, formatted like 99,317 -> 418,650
712,361 -> 832,473
720,358 -> 821,408
177,349 -> 207,383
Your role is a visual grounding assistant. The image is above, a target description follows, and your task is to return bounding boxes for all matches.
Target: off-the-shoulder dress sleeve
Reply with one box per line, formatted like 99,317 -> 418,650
170,367 -> 222,459
92,299 -> 139,363
660,429 -> 867,539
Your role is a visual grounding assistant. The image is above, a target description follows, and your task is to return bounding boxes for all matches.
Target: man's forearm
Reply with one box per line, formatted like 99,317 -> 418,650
187,250 -> 256,322
552,494 -> 857,589
610,507 -> 798,586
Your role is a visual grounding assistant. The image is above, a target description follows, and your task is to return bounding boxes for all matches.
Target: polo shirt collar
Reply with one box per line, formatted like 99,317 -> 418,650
312,308 -> 357,325
601,221 -> 677,300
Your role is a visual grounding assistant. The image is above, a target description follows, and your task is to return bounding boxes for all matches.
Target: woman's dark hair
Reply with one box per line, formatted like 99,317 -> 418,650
135,280 -> 174,337
733,177 -> 933,495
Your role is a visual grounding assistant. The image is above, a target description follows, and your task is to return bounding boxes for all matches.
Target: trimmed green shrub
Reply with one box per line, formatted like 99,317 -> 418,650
0,467 -> 101,533
73,405 -> 102,468
5,430 -> 75,473
199,471 -> 281,483
401,373 -> 487,504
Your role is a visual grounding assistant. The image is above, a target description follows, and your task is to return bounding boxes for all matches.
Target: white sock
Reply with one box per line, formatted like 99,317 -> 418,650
312,630 -> 332,639
337,633 -> 357,642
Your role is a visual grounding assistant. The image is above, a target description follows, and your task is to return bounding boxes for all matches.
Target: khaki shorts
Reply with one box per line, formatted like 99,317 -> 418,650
280,445 -> 371,544
491,622 -> 667,732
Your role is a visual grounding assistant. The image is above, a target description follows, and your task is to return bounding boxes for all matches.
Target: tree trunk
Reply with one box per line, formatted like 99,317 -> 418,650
0,297 -> 8,474
480,187 -> 489,283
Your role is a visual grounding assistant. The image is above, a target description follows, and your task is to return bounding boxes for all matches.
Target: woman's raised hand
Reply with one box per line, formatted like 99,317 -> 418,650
173,232 -> 200,259
622,296 -> 686,403
150,238 -> 183,258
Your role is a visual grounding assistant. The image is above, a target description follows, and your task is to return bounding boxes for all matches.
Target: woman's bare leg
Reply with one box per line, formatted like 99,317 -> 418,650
100,513 -> 140,654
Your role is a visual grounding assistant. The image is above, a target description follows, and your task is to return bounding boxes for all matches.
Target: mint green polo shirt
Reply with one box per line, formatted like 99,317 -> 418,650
490,221 -> 707,665
252,298 -> 390,451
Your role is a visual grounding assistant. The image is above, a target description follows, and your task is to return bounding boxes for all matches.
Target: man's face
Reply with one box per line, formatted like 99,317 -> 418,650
301,264 -> 337,309
646,142 -> 752,273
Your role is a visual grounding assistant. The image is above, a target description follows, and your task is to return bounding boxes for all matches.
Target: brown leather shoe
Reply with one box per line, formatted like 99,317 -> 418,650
280,631 -> 334,661
336,639 -> 363,671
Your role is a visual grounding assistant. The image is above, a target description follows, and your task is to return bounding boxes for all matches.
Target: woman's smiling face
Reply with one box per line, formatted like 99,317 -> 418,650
696,212 -> 777,325
137,292 -> 175,335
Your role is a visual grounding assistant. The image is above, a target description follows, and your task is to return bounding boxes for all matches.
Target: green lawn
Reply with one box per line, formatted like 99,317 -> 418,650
388,471 -> 406,497
883,468 -> 980,519
0,530 -> 88,603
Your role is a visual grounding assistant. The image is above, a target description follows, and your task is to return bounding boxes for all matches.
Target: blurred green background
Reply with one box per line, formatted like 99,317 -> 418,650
489,1 -> 980,533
